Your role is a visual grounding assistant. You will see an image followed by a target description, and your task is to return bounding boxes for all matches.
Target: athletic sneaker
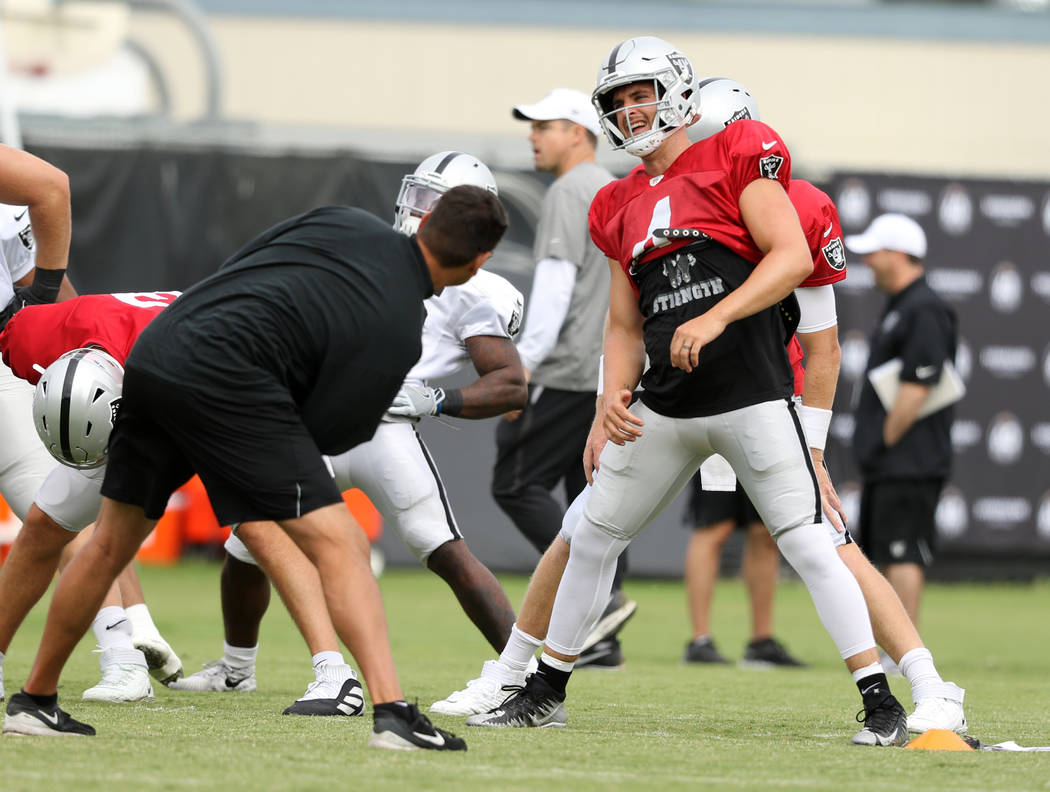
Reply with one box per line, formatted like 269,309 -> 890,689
167,660 -> 256,692
3,692 -> 96,736
369,703 -> 466,751
82,653 -> 155,703
576,637 -> 624,670
580,591 -> 638,653
465,673 -> 566,728
683,636 -> 730,665
907,683 -> 967,734
283,666 -> 365,716
851,694 -> 909,746
133,634 -> 183,685
430,659 -> 528,716
738,637 -> 807,669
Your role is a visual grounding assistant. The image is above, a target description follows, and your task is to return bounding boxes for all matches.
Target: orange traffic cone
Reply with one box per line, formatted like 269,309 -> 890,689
905,729 -> 974,751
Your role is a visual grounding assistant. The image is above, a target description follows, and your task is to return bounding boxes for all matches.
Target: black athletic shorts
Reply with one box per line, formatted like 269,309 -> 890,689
684,477 -> 762,530
857,478 -> 943,567
101,365 -> 341,524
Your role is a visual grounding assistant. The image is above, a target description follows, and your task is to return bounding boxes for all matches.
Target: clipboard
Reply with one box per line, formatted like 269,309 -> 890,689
867,357 -> 965,419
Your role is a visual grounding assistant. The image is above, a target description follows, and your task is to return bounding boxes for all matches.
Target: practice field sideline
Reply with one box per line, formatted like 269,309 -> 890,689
2,562 -> 1047,791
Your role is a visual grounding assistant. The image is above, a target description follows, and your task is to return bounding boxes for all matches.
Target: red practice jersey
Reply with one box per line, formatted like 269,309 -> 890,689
789,180 -> 847,289
0,291 -> 180,384
589,119 -> 792,295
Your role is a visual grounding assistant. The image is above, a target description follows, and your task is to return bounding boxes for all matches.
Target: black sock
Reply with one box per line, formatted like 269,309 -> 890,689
857,673 -> 892,711
21,690 -> 58,708
535,659 -> 571,697
373,700 -> 411,719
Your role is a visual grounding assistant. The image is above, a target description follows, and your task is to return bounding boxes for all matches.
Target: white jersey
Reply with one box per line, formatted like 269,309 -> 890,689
0,203 -> 53,521
0,203 -> 36,306
403,269 -> 523,386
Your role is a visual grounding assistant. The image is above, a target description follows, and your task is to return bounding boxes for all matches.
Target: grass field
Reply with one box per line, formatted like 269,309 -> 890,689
1,561 -> 1048,791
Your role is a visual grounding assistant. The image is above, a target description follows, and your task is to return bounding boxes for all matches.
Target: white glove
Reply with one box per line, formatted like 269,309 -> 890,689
388,384 -> 446,418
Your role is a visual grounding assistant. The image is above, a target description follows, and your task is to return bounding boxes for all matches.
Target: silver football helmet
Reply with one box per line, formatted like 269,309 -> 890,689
394,151 -> 499,235
33,347 -> 124,469
689,77 -> 761,142
592,36 -> 699,157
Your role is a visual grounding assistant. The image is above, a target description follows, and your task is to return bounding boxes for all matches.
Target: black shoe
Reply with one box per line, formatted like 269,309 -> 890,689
739,637 -> 807,669
3,692 -> 96,736
369,702 -> 466,751
465,673 -> 566,728
851,694 -> 909,746
576,637 -> 625,670
580,591 -> 638,652
683,637 -> 730,664
283,676 -> 365,716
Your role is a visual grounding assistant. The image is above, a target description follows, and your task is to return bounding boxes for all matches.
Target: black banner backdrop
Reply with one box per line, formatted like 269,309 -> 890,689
825,172 -> 1050,565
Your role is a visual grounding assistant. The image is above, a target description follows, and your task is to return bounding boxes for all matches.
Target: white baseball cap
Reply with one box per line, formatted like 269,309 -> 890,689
512,88 -> 602,136
845,213 -> 928,259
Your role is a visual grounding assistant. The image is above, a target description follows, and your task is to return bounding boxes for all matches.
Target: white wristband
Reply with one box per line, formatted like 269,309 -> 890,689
596,354 -> 604,395
798,405 -> 832,451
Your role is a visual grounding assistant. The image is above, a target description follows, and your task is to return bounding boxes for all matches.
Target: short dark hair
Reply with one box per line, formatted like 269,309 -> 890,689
418,185 -> 508,269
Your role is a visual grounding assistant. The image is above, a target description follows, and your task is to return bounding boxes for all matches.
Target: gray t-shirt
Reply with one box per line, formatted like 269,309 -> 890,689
530,160 -> 613,391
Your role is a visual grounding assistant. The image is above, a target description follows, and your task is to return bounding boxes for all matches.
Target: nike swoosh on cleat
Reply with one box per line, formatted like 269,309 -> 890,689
38,711 -> 60,726
412,730 -> 446,747
861,683 -> 882,696
915,364 -> 938,378
105,619 -> 128,631
761,140 -> 777,150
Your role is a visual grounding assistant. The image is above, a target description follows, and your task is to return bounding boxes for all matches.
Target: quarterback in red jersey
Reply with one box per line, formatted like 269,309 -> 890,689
469,37 -> 908,747
0,292 -> 183,710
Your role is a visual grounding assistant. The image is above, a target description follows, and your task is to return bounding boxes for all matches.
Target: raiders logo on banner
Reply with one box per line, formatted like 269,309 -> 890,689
759,155 -> 784,179
822,238 -> 846,271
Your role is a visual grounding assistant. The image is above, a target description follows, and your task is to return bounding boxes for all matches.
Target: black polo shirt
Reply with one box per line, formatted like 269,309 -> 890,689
128,206 -> 432,455
852,276 -> 957,481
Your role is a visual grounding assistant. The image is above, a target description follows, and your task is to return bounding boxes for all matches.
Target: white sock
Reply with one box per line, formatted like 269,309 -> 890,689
775,523 -> 876,660
92,606 -> 135,651
125,603 -> 161,640
223,641 -> 257,671
898,647 -> 944,702
545,517 -> 629,657
499,625 -> 542,673
312,651 -> 345,672
539,652 -> 575,673
851,661 -> 885,684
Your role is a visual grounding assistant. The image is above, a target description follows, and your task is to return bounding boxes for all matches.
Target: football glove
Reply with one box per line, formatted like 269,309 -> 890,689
388,384 -> 447,418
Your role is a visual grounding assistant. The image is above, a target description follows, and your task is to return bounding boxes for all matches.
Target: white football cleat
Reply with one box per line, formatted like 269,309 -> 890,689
167,660 -> 257,692
283,665 -> 365,716
82,648 -> 155,703
430,659 -> 528,716
133,633 -> 183,685
907,682 -> 967,734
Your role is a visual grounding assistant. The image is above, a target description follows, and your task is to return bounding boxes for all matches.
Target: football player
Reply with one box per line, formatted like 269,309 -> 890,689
0,292 -> 184,703
465,36 -> 910,747
171,152 -> 531,716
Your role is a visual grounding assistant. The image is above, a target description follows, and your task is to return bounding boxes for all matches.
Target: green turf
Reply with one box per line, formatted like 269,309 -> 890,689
2,561 -> 1048,791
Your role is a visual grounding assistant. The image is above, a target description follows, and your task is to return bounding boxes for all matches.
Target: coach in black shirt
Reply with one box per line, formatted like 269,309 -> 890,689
8,186 -> 507,751
847,213 -> 958,629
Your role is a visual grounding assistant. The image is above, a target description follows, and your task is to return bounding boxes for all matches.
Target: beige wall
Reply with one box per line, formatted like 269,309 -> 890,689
128,15 -> 1049,178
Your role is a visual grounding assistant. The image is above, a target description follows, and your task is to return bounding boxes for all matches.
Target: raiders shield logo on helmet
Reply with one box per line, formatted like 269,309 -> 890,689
822,238 -> 846,271
759,155 -> 784,179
